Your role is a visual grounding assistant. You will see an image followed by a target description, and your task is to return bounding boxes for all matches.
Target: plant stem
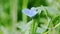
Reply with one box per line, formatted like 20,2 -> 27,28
31,19 -> 37,34
54,22 -> 60,28
22,0 -> 28,23
10,0 -> 18,34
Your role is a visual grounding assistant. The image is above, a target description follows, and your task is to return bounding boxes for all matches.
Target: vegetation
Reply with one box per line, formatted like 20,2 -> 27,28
0,0 -> 60,34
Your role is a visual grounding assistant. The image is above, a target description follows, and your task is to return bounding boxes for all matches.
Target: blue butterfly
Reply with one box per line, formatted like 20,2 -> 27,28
22,7 -> 38,17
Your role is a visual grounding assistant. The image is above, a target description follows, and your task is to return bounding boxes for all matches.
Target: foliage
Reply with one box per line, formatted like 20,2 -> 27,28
0,0 -> 60,34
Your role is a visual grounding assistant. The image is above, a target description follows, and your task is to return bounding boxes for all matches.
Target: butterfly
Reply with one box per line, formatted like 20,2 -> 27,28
22,7 -> 38,18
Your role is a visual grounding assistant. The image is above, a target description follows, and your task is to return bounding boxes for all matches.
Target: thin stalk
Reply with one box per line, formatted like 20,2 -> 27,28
10,0 -> 18,34
0,5 -> 2,26
0,0 -> 3,26
22,0 -> 28,23
31,19 -> 37,34
54,22 -> 60,28
44,22 -> 60,34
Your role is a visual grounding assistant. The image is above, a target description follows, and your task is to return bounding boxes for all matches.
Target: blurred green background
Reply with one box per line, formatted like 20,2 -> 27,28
0,0 -> 60,34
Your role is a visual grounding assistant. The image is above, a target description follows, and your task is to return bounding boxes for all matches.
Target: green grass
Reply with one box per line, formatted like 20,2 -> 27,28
0,0 -> 60,34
